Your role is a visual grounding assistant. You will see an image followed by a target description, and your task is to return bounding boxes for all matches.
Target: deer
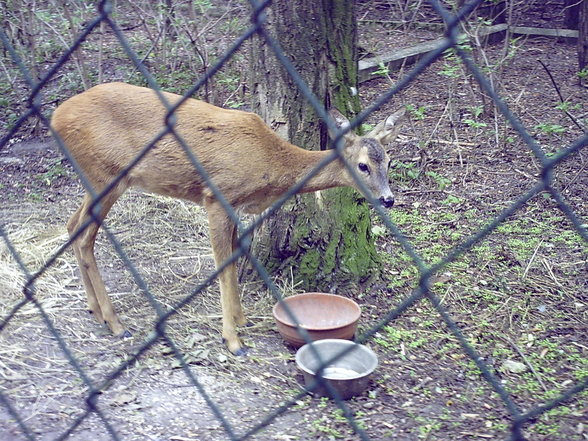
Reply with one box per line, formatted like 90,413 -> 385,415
50,82 -> 405,355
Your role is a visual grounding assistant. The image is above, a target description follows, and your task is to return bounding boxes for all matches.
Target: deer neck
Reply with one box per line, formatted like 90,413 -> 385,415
295,149 -> 349,194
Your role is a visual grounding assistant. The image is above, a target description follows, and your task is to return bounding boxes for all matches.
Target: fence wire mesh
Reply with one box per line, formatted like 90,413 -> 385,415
0,0 -> 587,440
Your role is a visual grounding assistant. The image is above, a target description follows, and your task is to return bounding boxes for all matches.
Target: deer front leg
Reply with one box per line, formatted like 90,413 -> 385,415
68,191 -> 129,337
206,199 -> 247,355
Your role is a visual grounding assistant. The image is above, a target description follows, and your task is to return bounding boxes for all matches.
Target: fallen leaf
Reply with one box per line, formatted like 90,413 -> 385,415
111,390 -> 137,406
501,360 -> 527,374
187,333 -> 208,348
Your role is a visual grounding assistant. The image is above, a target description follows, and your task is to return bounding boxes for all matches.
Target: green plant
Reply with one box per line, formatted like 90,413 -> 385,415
425,170 -> 452,190
311,418 -> 342,438
438,41 -> 468,78
27,191 -> 43,202
414,415 -> 442,439
439,60 -> 461,78
361,123 -> 374,132
217,72 -> 241,91
534,123 -> 566,135
406,104 -> 427,120
556,101 -> 582,112
371,225 -> 387,237
533,421 -> 560,436
442,194 -> 463,205
373,61 -> 390,77
462,104 -> 487,129
390,160 -> 419,182
374,326 -> 428,355
455,34 -> 472,52
463,118 -> 487,129
504,135 -> 515,144
574,368 -> 588,381
193,0 -> 213,12
36,161 -> 67,186
471,105 -> 484,118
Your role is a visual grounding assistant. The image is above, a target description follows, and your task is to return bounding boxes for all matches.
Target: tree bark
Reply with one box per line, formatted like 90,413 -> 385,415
459,0 -> 507,44
481,0 -> 507,44
564,0 -> 580,30
578,0 -> 588,82
246,0 -> 380,292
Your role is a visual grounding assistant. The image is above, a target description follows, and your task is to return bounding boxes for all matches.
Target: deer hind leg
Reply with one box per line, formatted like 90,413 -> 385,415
68,187 -> 128,337
205,198 -> 247,355
229,222 -> 248,327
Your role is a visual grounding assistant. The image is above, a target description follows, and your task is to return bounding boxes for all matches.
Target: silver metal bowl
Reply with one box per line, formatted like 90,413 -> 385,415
295,339 -> 378,399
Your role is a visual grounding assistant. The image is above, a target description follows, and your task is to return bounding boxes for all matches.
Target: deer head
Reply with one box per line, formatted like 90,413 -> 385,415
329,107 -> 406,208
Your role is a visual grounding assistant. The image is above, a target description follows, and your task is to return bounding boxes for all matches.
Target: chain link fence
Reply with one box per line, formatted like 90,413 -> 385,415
1,0 -> 587,440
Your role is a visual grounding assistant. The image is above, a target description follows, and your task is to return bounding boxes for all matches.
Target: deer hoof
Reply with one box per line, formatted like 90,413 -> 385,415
233,347 -> 248,356
223,337 -> 247,356
119,329 -> 133,339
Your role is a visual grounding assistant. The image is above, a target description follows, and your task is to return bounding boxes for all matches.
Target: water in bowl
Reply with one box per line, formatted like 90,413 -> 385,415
321,365 -> 360,379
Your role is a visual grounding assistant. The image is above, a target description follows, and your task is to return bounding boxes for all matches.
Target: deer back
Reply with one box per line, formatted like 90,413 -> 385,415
51,82 -> 317,211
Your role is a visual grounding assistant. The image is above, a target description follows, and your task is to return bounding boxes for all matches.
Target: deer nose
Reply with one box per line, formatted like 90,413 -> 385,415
379,196 -> 394,208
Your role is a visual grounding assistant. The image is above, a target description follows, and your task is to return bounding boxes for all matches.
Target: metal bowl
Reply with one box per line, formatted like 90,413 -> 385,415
272,293 -> 361,347
295,339 -> 378,399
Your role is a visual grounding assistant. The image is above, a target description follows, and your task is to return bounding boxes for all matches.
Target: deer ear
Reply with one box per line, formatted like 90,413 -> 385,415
329,108 -> 350,130
328,109 -> 357,143
369,107 -> 406,145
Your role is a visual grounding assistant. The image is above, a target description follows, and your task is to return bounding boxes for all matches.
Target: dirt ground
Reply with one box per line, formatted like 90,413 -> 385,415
1,2 -> 587,441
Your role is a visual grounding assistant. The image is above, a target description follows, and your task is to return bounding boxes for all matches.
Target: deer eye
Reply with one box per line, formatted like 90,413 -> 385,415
358,162 -> 370,174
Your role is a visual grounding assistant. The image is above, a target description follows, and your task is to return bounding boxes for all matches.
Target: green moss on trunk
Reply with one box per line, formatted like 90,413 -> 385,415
323,0 -> 361,118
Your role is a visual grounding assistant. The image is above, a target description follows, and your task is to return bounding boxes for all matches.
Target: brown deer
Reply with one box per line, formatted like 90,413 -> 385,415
51,82 -> 405,355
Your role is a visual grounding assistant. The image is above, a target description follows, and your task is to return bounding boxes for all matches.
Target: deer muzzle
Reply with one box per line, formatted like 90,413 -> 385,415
379,195 -> 394,208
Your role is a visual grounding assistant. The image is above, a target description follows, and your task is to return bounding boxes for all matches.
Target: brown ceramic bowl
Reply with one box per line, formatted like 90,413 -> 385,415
272,293 -> 361,347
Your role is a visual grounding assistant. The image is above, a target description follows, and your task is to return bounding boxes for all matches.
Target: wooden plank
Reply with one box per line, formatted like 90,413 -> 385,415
511,26 -> 578,39
358,24 -> 508,82
359,24 -> 577,83
358,38 -> 446,82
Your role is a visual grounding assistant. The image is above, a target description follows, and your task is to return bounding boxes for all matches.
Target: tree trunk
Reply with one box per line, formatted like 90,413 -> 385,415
564,0 -> 580,30
578,0 -> 588,84
246,0 -> 381,292
459,0 -> 507,44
